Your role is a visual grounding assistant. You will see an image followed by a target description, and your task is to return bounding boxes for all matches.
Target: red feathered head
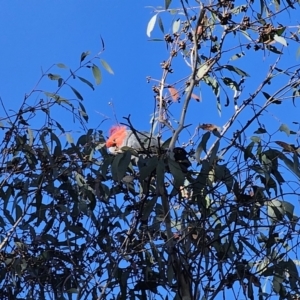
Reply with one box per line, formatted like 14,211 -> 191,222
106,125 -> 127,148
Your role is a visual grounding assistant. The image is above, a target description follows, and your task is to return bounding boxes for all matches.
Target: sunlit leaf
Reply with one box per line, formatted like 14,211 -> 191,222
147,14 -> 157,37
279,124 -> 290,136
230,52 -> 245,61
172,19 -> 180,34
197,63 -> 209,79
92,64 -> 102,85
100,59 -> 114,74
66,133 -> 74,144
273,34 -> 287,47
27,128 -> 34,147
56,63 -> 68,69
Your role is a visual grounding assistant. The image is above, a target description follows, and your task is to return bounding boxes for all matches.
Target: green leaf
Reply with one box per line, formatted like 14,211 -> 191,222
111,151 -> 132,182
165,0 -> 172,9
209,140 -> 219,166
197,64 -> 210,79
27,128 -> 34,146
147,14 -> 157,37
79,102 -> 89,122
77,76 -> 94,90
92,64 -> 101,85
273,34 -> 287,47
195,132 -> 211,163
70,86 -> 83,101
80,50 -> 91,63
66,133 -> 74,144
276,27 -> 286,36
168,159 -> 185,189
138,156 -> 158,181
215,164 -> 234,192
172,19 -> 180,34
251,136 -> 261,143
254,127 -> 267,134
266,45 -> 283,54
230,52 -> 245,61
100,59 -> 114,74
48,73 -> 61,80
222,77 -> 239,90
262,91 -> 281,104
282,201 -> 294,221
218,65 -> 250,77
157,15 -> 165,34
279,124 -> 290,136
267,199 -> 284,222
240,30 -> 252,41
56,63 -> 68,69
244,142 -> 255,160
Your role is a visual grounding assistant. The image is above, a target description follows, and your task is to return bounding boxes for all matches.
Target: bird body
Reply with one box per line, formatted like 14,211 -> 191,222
106,125 -> 161,155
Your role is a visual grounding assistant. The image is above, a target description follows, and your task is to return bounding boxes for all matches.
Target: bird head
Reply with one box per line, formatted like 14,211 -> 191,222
106,125 -> 128,153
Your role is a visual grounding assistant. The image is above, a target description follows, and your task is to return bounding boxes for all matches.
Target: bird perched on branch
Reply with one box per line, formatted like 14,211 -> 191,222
106,125 -> 162,155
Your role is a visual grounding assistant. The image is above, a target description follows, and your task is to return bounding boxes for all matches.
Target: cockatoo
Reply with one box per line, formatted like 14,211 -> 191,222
106,125 -> 162,155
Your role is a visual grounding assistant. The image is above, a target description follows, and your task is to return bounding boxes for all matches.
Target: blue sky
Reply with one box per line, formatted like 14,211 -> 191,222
0,1 -> 168,137
1,1 -> 299,146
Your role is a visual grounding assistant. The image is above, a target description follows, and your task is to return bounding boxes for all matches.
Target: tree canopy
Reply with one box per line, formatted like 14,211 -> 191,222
1,0 -> 300,299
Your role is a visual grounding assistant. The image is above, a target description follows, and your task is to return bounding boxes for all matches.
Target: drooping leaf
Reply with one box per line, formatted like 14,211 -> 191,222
27,128 -> 34,147
273,34 -> 287,47
77,76 -> 95,90
147,14 -> 158,37
157,16 -> 165,34
70,86 -> 83,101
209,140 -> 220,166
79,102 -> 89,122
92,64 -> 102,85
111,151 -> 132,182
100,59 -> 114,74
168,86 -> 179,101
168,158 -> 185,189
217,65 -> 250,77
165,0 -> 172,9
195,132 -> 211,163
230,52 -> 245,61
262,91 -> 281,104
279,124 -> 290,136
66,133 -> 74,144
172,19 -> 181,34
197,63 -> 210,79
266,45 -> 283,54
191,93 -> 200,101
